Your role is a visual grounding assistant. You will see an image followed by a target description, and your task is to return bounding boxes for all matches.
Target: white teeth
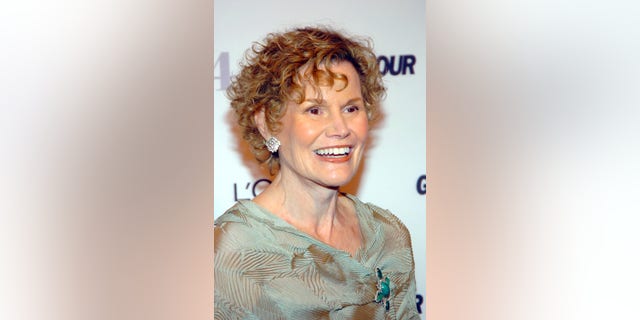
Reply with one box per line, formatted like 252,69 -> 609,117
315,147 -> 351,156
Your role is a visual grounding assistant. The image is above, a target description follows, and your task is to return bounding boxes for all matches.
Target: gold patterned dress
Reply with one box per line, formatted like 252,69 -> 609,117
214,193 -> 420,319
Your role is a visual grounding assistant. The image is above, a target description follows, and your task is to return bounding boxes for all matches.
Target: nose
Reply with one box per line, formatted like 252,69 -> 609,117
326,111 -> 350,138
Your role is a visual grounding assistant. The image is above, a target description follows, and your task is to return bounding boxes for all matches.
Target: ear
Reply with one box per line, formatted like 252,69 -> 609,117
254,108 -> 270,140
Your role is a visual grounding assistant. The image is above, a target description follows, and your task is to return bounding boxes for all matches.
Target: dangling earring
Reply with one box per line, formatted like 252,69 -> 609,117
265,137 -> 280,153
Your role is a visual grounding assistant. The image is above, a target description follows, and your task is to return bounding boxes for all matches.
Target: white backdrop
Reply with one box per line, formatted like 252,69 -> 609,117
214,0 -> 426,316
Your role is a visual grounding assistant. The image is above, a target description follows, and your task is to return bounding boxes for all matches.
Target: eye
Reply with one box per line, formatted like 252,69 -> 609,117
344,105 -> 360,113
306,106 -> 321,115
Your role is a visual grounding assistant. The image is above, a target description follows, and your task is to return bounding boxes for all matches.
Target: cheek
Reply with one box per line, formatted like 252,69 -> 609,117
352,116 -> 369,138
290,121 -> 320,145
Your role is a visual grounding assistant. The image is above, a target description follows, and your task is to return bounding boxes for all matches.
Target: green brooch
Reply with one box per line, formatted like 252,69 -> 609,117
375,267 -> 391,311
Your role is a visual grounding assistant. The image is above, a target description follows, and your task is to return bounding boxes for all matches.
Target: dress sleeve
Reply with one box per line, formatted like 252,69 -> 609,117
367,202 -> 422,319
214,289 -> 261,320
214,219 -> 288,319
214,223 -> 265,320
395,268 -> 421,319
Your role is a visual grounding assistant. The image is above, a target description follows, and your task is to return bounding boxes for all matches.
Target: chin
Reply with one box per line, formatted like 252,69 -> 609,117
319,174 -> 356,189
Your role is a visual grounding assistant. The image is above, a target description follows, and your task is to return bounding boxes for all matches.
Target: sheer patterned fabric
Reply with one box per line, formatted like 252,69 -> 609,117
214,194 -> 420,319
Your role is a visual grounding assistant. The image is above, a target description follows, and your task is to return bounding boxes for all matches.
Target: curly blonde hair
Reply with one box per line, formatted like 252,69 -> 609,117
226,26 -> 386,173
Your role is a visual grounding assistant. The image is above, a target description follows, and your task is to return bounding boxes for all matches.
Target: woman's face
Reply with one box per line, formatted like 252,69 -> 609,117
276,61 -> 369,189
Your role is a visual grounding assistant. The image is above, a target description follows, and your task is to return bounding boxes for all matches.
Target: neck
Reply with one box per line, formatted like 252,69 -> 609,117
253,171 -> 344,236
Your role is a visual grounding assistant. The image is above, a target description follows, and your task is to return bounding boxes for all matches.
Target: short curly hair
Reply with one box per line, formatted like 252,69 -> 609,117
226,26 -> 386,173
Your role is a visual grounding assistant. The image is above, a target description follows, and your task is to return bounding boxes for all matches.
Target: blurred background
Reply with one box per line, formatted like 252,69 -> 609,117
2,0 -> 639,319
427,1 -> 640,319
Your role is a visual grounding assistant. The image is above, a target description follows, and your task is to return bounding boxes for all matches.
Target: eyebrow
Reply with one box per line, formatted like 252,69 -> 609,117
302,97 -> 363,105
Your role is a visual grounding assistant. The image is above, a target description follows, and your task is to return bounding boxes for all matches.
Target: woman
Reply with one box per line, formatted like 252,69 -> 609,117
214,26 -> 419,319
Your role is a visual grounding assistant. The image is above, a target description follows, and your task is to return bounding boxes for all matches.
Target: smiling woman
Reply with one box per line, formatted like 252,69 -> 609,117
214,26 -> 420,319
257,61 -> 369,191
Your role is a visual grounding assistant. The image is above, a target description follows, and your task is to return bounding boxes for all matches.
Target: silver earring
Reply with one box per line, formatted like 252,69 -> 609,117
265,137 -> 280,153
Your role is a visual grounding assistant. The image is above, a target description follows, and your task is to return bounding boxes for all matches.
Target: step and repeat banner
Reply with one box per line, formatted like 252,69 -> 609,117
214,0 -> 426,316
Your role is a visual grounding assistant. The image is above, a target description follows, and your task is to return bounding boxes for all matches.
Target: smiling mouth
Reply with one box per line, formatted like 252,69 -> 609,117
314,146 -> 352,158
